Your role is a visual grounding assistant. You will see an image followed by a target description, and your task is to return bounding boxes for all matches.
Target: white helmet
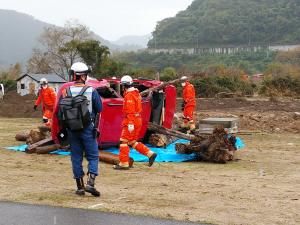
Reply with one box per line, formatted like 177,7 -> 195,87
181,76 -> 188,87
121,75 -> 133,85
180,76 -> 188,81
70,62 -> 89,75
40,78 -> 48,85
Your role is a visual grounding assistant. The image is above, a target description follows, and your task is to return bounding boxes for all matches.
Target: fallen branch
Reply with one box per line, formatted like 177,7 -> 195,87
140,72 -> 206,97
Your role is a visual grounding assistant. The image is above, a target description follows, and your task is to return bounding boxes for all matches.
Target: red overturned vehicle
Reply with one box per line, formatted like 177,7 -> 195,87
51,77 -> 177,147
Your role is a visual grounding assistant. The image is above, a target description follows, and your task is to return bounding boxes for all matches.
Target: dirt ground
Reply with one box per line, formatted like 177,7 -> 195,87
0,116 -> 299,225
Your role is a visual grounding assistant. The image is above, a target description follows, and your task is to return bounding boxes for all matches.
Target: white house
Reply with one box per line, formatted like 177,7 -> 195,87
16,73 -> 67,96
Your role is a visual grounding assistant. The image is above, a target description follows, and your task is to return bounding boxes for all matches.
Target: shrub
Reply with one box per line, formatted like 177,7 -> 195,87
191,76 -> 255,98
259,76 -> 300,97
0,79 -> 17,91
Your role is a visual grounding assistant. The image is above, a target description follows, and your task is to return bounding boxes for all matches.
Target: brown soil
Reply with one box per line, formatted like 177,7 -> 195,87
0,118 -> 299,225
176,98 -> 300,133
0,91 -> 41,118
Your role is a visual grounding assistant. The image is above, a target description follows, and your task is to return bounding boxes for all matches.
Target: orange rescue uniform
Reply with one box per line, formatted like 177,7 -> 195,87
182,81 -> 196,127
35,87 -> 57,123
118,87 -> 153,166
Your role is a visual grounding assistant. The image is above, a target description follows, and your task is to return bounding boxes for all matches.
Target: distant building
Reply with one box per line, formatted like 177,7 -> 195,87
16,73 -> 66,96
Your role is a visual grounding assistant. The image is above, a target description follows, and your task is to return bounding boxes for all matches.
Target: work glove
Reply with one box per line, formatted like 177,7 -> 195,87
93,128 -> 100,139
128,124 -> 135,133
33,105 -> 37,111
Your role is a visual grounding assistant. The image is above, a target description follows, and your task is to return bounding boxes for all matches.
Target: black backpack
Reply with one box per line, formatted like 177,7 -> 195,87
58,86 -> 92,131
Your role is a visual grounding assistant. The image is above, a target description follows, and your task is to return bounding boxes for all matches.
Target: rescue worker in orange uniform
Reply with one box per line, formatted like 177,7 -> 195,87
181,76 -> 196,131
34,78 -> 56,126
113,75 -> 157,170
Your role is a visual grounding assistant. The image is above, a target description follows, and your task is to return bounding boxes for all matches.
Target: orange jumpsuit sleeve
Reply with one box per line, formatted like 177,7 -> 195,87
183,83 -> 195,103
35,89 -> 42,106
123,93 -> 137,124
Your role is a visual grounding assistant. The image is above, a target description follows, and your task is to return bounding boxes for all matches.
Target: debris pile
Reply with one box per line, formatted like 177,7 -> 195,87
175,127 -> 237,164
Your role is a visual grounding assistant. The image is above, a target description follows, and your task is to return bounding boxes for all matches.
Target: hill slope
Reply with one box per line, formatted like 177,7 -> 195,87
0,9 -> 49,67
148,0 -> 300,48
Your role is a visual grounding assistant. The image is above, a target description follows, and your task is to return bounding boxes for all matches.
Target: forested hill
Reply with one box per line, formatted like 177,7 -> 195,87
148,0 -> 300,48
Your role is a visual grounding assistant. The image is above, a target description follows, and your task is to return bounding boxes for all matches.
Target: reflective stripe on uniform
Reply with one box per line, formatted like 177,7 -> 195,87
69,86 -> 93,113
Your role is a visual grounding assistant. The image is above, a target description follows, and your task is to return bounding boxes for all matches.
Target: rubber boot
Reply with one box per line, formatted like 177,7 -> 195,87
85,173 -> 100,197
148,152 -> 157,167
75,177 -> 85,196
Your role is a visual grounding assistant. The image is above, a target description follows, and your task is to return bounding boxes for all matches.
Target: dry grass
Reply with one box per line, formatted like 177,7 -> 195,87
0,118 -> 299,225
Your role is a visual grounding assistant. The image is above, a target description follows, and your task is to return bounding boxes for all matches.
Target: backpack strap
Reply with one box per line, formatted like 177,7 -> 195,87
66,87 -> 72,97
78,86 -> 91,96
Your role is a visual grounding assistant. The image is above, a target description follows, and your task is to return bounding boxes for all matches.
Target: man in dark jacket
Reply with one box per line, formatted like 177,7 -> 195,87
62,62 -> 102,197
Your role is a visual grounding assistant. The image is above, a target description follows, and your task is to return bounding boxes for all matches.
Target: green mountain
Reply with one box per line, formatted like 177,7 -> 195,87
148,0 -> 300,48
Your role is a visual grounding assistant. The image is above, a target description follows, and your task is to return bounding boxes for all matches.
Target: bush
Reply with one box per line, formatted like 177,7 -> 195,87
0,79 -> 17,92
160,67 -> 177,81
176,75 -> 255,98
259,76 -> 300,97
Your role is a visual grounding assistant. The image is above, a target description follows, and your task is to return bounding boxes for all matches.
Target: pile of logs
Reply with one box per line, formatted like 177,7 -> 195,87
147,123 -> 237,164
175,127 -> 237,163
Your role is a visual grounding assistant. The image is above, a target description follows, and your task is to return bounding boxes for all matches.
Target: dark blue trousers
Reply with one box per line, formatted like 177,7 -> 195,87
68,124 -> 99,179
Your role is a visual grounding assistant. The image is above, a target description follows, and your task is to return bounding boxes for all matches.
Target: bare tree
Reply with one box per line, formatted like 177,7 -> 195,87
27,49 -> 52,74
27,20 -> 91,77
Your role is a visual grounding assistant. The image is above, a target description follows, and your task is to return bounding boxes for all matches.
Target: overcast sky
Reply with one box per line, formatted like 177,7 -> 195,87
0,0 -> 193,41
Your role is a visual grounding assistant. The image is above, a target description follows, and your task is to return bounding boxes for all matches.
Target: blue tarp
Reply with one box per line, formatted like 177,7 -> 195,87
5,137 -> 245,163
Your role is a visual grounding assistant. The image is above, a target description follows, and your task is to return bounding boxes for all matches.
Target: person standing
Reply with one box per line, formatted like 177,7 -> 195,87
34,78 -> 56,126
181,76 -> 196,132
60,62 -> 102,197
113,75 -> 157,170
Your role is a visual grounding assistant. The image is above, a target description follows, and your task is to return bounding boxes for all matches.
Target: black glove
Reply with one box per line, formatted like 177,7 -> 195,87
33,105 -> 37,111
94,128 -> 100,139
181,102 -> 186,111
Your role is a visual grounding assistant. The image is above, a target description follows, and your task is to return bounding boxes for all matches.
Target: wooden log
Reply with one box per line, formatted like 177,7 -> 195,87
15,133 -> 30,142
36,144 -> 61,154
148,133 -> 178,148
25,138 -> 54,154
140,72 -> 206,97
147,122 -> 195,140
26,130 -> 47,144
99,151 -> 134,167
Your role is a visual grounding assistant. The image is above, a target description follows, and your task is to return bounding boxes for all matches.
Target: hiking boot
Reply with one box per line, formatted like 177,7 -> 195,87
113,164 -> 130,170
85,173 -> 100,197
148,152 -> 157,167
75,177 -> 85,196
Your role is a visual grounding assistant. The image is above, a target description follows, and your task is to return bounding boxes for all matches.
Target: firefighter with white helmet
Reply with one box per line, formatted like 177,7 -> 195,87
34,77 -> 56,126
60,62 -> 102,197
113,75 -> 157,170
